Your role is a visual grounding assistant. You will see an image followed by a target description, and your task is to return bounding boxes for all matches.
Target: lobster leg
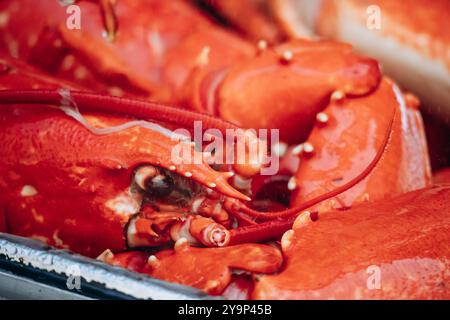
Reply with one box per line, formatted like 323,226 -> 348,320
99,242 -> 283,296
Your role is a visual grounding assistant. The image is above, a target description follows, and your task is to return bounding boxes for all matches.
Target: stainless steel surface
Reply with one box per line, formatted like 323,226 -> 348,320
0,269 -> 91,300
0,233 -> 214,300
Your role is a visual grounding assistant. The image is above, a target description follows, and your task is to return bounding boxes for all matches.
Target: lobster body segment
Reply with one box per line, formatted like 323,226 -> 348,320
99,242 -> 283,296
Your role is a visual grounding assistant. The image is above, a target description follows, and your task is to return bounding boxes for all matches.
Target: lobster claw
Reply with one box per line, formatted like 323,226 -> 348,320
290,78 -> 432,211
187,39 -> 382,143
254,185 -> 450,299
224,79 -> 432,246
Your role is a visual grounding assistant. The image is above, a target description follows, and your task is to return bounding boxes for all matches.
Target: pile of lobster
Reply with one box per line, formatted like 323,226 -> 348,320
0,0 -> 449,299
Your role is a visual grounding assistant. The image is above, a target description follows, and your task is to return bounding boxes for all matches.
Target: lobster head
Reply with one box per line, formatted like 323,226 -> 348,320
0,54 -> 252,257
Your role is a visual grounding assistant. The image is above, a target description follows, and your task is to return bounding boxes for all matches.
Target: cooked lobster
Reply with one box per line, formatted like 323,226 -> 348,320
0,0 -> 448,299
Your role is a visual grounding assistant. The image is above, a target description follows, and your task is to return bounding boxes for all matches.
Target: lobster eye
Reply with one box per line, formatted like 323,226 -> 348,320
145,174 -> 174,198
134,166 -> 174,199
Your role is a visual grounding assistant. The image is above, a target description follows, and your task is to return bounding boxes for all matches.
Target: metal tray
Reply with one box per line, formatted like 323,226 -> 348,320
0,233 -> 214,300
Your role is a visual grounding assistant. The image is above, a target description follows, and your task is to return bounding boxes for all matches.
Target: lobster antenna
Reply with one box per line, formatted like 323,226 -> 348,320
0,89 -> 242,133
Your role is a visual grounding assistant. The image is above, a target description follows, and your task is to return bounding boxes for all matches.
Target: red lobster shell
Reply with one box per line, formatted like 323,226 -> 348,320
0,0 -> 384,143
0,52 -> 284,295
0,0 -> 446,299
